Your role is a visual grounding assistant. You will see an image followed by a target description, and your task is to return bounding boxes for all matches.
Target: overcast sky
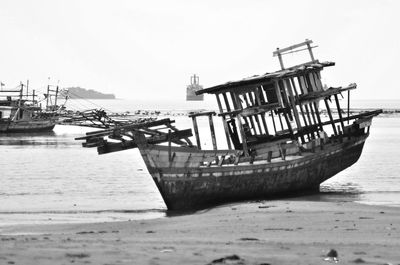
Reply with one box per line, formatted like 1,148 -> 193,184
0,0 -> 398,101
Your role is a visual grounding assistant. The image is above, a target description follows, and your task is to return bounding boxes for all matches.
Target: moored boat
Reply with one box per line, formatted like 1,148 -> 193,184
0,81 -> 65,133
78,40 -> 382,210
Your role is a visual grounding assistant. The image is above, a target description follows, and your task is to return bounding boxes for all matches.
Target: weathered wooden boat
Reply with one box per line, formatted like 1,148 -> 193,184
0,82 -> 64,133
77,40 -> 382,210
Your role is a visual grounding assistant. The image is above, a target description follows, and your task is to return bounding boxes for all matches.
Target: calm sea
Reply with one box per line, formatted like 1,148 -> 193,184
0,99 -> 399,227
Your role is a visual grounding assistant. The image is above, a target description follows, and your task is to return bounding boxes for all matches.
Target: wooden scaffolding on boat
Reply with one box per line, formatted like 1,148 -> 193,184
192,39 -> 381,156
76,40 -> 381,157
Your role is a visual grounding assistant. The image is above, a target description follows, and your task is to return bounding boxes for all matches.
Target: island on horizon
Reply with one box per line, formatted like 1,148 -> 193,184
64,87 -> 116,99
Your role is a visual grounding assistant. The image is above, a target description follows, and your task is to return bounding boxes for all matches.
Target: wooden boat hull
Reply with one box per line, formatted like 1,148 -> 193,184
0,120 -> 56,133
138,135 -> 367,210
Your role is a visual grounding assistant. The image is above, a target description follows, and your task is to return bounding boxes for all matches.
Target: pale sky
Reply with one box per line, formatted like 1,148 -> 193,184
0,0 -> 399,101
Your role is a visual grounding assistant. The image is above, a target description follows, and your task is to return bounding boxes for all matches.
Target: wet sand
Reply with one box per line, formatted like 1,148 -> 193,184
0,200 -> 399,265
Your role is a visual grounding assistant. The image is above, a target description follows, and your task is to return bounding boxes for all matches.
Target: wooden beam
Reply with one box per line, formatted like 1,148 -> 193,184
259,113 -> 269,135
230,92 -> 239,109
283,79 -> 304,143
274,81 -> 284,107
282,111 -> 294,139
76,118 -> 175,139
253,115 -> 263,135
191,116 -> 201,149
334,94 -> 345,133
320,110 -> 382,127
222,93 -> 231,112
270,110 -> 277,134
208,114 -> 217,150
236,115 -> 249,156
97,129 -> 193,154
312,102 -> 324,131
291,77 -> 313,139
216,94 -> 232,149
298,84 -> 357,103
188,111 -> 216,118
347,90 -> 350,125
324,99 -> 338,136
273,39 -> 313,56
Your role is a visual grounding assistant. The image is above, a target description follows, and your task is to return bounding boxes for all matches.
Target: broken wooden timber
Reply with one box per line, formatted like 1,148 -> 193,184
297,84 -> 357,104
97,129 -> 193,154
75,118 -> 175,140
218,103 -> 280,117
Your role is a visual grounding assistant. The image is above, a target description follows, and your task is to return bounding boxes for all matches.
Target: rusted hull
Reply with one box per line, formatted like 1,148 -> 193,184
138,136 -> 367,211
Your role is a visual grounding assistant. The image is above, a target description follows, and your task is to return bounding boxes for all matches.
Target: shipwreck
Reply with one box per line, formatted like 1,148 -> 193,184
77,40 -> 382,210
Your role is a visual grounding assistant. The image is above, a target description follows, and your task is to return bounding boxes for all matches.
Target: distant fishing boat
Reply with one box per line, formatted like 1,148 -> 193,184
78,40 -> 382,210
0,81 -> 65,133
186,74 -> 204,101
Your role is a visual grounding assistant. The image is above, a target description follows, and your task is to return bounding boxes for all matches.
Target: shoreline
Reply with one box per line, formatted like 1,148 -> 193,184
1,200 -> 399,264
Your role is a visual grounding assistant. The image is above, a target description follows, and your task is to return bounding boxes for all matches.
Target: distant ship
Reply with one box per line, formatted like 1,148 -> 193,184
186,74 -> 204,101
0,82 -> 65,133
78,40 -> 381,211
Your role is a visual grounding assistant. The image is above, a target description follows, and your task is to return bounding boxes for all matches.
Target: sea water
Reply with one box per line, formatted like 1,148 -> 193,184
0,99 -> 399,226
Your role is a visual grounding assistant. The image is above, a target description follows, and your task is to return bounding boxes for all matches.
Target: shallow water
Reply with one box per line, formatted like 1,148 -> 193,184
0,99 -> 399,226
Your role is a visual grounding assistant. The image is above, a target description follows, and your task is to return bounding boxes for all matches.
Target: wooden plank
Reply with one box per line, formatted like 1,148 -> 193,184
347,90 -> 350,125
277,111 -> 284,131
248,92 -> 256,106
313,72 -> 323,91
208,114 -> 217,150
274,81 -> 284,107
216,94 -> 232,150
298,75 -> 308,94
82,118 -> 174,137
218,103 -> 280,117
259,113 -> 268,135
236,115 -> 249,156
312,102 -> 324,131
168,130 -> 172,162
308,103 -> 317,126
270,110 -> 277,134
282,111 -> 294,139
273,39 -> 313,56
230,92 -> 239,109
222,93 -> 231,112
283,79 -> 304,143
244,116 -> 256,135
253,115 -> 263,135
308,72 -> 317,92
188,111 -> 216,118
298,84 -> 357,103
255,87 -> 262,105
291,77 -> 312,139
97,129 -> 193,154
243,93 -> 251,108
334,94 -> 345,133
191,116 -> 201,149
324,99 -> 338,136
306,40 -> 315,61
320,109 -> 382,127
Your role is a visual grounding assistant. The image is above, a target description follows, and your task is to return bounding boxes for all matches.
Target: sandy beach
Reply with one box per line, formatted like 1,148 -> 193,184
1,199 -> 399,265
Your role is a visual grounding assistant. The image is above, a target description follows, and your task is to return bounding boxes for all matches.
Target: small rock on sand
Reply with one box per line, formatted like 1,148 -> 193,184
239,237 -> 259,241
208,255 -> 242,265
65,253 -> 90,259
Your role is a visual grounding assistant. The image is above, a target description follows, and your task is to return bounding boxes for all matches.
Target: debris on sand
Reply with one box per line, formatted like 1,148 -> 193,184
208,254 -> 243,264
324,249 -> 338,263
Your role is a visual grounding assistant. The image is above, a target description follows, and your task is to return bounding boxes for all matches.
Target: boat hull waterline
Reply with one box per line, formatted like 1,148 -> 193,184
138,135 -> 366,210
